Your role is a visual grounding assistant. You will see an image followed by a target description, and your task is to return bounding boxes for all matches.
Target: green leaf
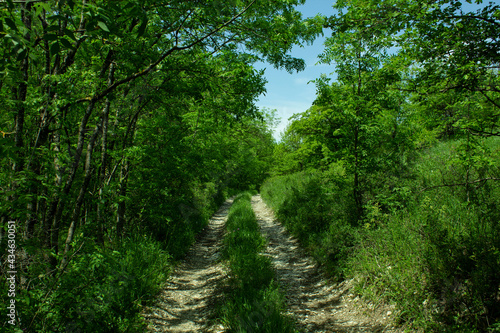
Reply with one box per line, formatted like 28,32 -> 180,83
137,18 -> 148,37
67,0 -> 75,10
46,25 -> 60,33
40,2 -> 51,13
64,28 -> 76,41
33,3 -> 45,17
4,18 -> 17,31
16,48 -> 27,61
59,38 -> 74,50
50,41 -> 60,55
97,21 -> 110,32
42,34 -> 58,41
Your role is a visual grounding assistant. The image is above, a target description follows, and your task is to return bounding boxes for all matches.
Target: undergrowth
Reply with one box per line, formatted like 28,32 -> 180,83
0,183 -> 227,332
1,236 -> 170,333
218,192 -> 296,333
261,170 -> 355,279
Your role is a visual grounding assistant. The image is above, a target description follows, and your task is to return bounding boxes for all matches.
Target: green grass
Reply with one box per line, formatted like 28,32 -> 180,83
218,192 -> 296,333
261,171 -> 355,279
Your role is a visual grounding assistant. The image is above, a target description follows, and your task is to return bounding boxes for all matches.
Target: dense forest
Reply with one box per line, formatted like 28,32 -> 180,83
1,0 -> 499,332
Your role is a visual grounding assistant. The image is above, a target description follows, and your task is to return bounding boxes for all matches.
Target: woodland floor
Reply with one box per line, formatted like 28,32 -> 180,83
142,195 -> 402,332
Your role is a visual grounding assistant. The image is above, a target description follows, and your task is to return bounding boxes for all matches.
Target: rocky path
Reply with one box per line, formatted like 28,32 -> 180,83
251,194 -> 401,333
143,195 -> 401,332
141,199 -> 232,333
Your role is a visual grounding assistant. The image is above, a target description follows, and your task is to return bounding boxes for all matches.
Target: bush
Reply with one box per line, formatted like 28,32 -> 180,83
10,236 -> 170,333
128,179 -> 229,260
261,137 -> 500,331
261,171 -> 355,278
347,138 -> 500,331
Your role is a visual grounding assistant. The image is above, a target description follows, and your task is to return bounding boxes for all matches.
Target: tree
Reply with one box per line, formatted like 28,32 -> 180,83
326,0 -> 500,128
314,13 -> 411,219
0,0 -> 322,265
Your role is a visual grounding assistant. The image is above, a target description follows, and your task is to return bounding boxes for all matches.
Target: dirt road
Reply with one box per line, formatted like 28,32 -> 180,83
142,199 -> 232,333
143,195 -> 400,332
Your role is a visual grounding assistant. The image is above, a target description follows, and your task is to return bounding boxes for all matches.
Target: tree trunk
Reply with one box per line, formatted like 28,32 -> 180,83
352,56 -> 363,222
96,98 -> 110,245
45,97 -> 98,269
60,110 -> 105,269
60,63 -> 115,269
353,121 -> 362,220
13,2 -> 32,173
115,96 -> 143,239
116,161 -> 129,239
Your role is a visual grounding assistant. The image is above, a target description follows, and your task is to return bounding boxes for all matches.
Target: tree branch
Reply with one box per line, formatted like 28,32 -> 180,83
77,0 -> 257,106
447,14 -> 500,28
479,89 -> 500,110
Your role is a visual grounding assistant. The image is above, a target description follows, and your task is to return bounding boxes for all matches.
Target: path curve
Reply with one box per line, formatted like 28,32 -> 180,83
142,199 -> 232,333
251,194 -> 401,333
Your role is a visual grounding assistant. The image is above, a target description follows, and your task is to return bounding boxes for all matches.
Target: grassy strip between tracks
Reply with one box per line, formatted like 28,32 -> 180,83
217,192 -> 296,333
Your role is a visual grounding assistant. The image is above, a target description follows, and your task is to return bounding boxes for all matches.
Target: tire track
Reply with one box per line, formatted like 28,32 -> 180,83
251,194 -> 401,333
142,199 -> 232,333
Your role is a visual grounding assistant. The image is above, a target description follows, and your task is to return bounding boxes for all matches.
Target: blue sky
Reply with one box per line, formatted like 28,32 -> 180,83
255,1 -> 336,140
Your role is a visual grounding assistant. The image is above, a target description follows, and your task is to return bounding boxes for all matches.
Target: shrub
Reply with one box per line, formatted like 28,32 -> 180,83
261,137 -> 500,331
347,138 -> 500,331
261,171 -> 355,278
11,236 -> 170,332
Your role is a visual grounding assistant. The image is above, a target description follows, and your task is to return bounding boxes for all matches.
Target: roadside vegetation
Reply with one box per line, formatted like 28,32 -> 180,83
217,192 -> 296,333
262,137 -> 500,331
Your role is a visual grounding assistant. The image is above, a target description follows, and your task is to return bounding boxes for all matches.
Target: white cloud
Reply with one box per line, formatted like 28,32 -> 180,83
293,77 -> 313,85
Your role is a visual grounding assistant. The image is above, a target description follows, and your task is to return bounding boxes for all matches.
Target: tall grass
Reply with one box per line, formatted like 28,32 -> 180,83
218,192 -> 296,332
